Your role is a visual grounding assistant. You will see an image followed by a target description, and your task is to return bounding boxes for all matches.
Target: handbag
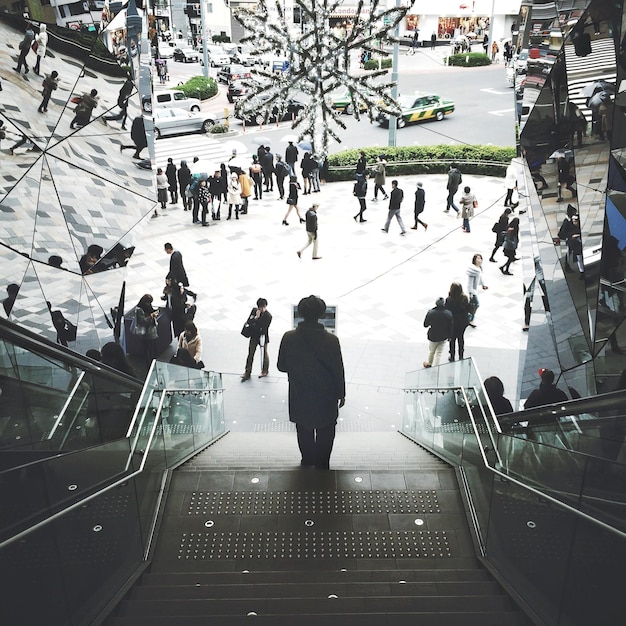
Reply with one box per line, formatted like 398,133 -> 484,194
467,294 -> 479,323
491,221 -> 500,233
31,41 -> 38,53
241,309 -> 257,338
472,199 -> 478,208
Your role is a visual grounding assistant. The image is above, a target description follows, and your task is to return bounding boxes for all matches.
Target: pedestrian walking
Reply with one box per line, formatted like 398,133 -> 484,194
165,242 -> 189,286
70,89 -> 99,129
38,70 -> 58,114
411,181 -> 428,230
119,116 -> 147,160
165,157 -> 178,204
381,180 -> 407,235
297,204 -> 322,260
277,295 -> 346,469
241,298 -> 273,381
491,40 -> 499,62
178,160 -> 191,211
226,173 -> 242,220
466,253 -> 488,327
356,150 -> 367,175
14,26 -> 35,74
482,33 -> 489,54
445,163 -> 462,214
311,155 -> 321,192
353,172 -> 368,222
460,186 -> 477,233
489,208 -> 512,262
274,155 -> 290,200
283,176 -> 304,225
372,154 -> 388,201
500,217 -> 520,275
445,283 -> 471,361
410,29 -> 419,53
430,32 -> 437,50
504,160 -> 519,208
156,168 -> 168,209
33,24 -> 48,75
557,155 -> 577,202
423,297 -> 453,368
558,208 -> 583,276
103,78 -> 133,129
285,140 -> 299,175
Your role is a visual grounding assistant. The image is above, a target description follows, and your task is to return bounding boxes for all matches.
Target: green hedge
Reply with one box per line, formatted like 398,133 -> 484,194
327,145 -> 515,181
209,123 -> 230,134
447,52 -> 492,67
176,76 -> 218,100
364,57 -> 392,70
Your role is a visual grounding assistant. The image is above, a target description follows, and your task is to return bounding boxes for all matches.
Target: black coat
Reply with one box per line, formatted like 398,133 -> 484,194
168,250 -> 189,286
277,322 -> 345,427
423,305 -> 453,342
414,187 -> 425,214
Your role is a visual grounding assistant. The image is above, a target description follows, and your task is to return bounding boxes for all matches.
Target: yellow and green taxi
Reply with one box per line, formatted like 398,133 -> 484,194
376,92 -> 455,128
328,89 -> 370,115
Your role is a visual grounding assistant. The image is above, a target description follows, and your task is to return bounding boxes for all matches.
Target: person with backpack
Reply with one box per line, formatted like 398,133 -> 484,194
38,70 -> 58,114
353,172 -> 368,222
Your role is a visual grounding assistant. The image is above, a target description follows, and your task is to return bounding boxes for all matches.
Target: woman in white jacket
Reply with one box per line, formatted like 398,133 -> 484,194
34,24 -> 48,75
226,173 -> 241,220
466,253 -> 488,327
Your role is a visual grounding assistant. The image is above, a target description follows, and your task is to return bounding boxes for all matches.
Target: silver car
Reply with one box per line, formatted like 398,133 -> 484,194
153,108 -> 217,139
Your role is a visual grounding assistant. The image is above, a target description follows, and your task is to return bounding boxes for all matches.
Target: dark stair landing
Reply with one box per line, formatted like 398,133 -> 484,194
106,432 -> 530,625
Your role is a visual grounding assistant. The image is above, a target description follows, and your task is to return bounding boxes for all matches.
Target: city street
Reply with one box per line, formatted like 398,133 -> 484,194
155,44 -> 516,161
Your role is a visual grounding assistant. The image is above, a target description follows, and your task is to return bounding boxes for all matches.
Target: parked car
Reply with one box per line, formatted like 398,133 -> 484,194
155,45 -> 174,60
205,45 -> 230,67
515,49 -> 529,74
376,93 -> 454,128
234,95 -> 306,125
153,90 -> 201,113
153,108 -> 217,139
218,64 -> 252,84
173,47 -> 199,63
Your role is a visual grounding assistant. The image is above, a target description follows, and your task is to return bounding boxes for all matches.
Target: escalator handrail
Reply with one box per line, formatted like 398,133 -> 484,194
0,317 -> 143,391
406,387 -> 626,541
497,388 -> 626,429
47,371 -> 86,440
0,382 -> 224,550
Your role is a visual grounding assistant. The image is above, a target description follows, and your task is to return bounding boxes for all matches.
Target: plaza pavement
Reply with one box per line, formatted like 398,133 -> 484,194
124,164 -> 531,433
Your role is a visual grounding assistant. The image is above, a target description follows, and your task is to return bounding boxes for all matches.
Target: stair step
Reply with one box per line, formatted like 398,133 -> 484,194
183,432 -> 449,470
131,580 -> 502,600
140,567 -> 493,585
116,595 -> 515,616
107,610 -> 529,626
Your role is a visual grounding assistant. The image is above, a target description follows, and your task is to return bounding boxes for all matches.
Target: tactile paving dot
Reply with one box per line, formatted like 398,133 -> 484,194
186,490 -> 441,515
176,530 -> 453,559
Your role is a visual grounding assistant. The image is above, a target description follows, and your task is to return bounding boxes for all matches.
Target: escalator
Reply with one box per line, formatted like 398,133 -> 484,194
402,358 -> 626,625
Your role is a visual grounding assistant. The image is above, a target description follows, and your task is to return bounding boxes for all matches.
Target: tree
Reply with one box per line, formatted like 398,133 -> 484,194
234,0 -> 408,155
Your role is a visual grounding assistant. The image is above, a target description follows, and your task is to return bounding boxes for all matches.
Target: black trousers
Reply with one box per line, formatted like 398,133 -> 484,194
296,422 -> 336,469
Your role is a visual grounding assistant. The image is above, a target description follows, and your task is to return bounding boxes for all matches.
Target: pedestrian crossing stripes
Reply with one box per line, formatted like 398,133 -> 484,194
154,133 -> 251,169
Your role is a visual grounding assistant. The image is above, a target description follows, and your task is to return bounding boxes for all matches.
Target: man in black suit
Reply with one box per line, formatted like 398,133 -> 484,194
164,242 -> 189,287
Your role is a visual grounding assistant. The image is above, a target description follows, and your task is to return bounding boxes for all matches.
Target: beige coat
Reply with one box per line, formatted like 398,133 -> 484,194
178,331 -> 203,363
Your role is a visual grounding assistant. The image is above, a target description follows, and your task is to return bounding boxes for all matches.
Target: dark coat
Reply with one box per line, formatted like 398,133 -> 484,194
444,296 -> 469,332
277,322 -> 345,427
423,305 -> 453,342
178,164 -> 192,191
131,116 -> 147,150
447,167 -> 462,192
525,384 -> 568,409
414,187 -> 425,215
262,151 -> 274,174
389,186 -> 404,211
247,307 -> 272,343
305,208 -> 318,234
168,250 -> 189,286
166,162 -> 177,191
285,143 -> 299,165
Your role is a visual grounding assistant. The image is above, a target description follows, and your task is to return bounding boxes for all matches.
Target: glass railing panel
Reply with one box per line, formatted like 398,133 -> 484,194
485,475 -> 573,625
1,519 -> 71,625
210,388 -> 225,437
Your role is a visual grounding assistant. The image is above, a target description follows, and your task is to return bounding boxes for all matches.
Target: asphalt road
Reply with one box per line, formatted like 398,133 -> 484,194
160,52 -> 516,155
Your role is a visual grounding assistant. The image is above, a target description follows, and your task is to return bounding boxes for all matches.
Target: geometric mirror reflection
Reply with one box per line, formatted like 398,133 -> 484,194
1,13 -> 155,349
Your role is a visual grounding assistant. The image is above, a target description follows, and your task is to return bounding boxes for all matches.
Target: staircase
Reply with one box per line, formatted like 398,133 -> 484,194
105,431 -> 531,625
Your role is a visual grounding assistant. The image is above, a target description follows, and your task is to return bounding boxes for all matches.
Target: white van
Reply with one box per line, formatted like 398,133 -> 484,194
153,90 -> 201,112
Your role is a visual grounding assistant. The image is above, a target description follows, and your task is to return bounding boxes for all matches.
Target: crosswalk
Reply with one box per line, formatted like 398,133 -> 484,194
153,133 -> 251,169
